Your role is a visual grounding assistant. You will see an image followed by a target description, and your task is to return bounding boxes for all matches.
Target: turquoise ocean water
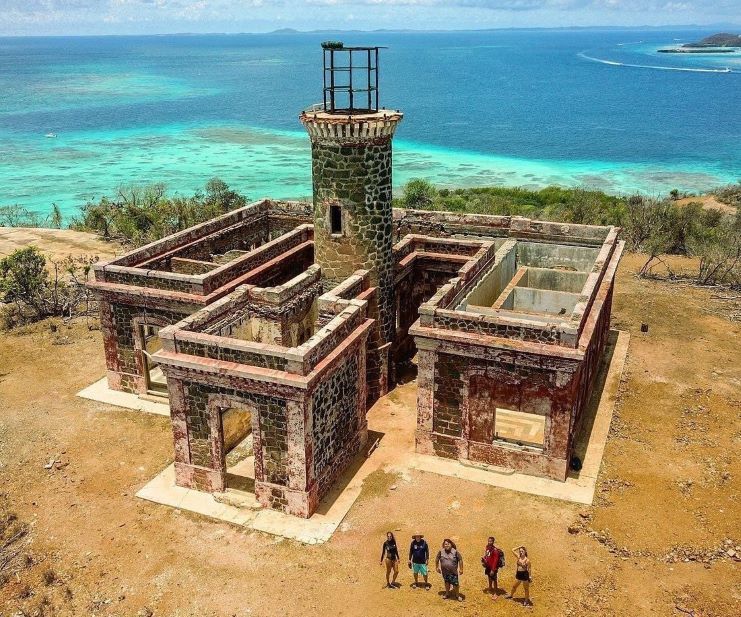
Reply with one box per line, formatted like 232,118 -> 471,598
0,30 -> 739,219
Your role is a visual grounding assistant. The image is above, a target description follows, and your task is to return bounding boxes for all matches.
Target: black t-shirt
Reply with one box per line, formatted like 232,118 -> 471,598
409,539 -> 429,564
382,540 -> 399,561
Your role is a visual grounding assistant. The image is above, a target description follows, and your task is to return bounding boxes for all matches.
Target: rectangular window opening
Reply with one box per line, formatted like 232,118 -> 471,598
493,407 -> 545,450
330,204 -> 342,235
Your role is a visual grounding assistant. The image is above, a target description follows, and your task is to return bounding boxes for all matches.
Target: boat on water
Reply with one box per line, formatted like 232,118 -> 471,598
45,133 -> 57,138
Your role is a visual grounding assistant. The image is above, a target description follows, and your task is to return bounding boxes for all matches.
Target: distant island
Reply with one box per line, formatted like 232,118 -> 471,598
659,32 -> 741,54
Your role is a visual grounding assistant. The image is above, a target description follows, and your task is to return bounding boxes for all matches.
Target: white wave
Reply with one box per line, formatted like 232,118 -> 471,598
577,52 -> 734,74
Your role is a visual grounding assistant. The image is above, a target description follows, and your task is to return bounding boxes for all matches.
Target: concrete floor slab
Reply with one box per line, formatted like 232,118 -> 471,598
77,377 -> 170,416
137,437 -> 392,544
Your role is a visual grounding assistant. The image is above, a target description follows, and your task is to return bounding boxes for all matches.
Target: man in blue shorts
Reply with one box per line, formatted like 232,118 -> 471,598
408,533 -> 430,589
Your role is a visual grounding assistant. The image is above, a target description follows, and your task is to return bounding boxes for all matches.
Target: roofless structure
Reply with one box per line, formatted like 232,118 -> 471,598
89,43 -> 623,518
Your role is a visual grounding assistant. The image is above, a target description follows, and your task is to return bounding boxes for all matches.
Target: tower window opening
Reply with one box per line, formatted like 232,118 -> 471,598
330,204 -> 343,235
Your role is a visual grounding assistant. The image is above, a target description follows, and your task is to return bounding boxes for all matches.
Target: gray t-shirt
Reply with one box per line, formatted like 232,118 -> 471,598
436,548 -> 463,576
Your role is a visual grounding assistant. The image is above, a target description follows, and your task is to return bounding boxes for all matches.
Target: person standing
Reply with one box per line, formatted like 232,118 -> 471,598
408,533 -> 430,589
507,546 -> 532,606
435,539 -> 463,601
379,531 -> 400,588
482,536 -> 503,598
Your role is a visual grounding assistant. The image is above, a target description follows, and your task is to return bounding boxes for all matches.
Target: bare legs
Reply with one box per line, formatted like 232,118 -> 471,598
385,559 -> 399,587
488,573 -> 499,599
509,580 -> 531,605
412,570 -> 429,588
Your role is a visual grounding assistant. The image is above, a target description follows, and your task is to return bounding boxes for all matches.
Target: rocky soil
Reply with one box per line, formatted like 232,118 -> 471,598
0,233 -> 738,616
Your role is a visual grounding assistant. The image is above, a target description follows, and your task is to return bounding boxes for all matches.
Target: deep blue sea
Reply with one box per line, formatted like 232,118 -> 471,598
0,30 -> 739,218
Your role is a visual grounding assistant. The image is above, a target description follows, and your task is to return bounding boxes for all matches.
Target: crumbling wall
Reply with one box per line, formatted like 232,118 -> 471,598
170,380 -> 290,497
100,300 -> 189,394
417,346 -> 579,481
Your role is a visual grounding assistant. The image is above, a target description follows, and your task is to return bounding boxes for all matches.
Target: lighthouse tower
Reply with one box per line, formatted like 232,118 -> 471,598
300,43 -> 402,398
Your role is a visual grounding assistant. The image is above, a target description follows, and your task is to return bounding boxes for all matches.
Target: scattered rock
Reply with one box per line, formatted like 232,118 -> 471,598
663,541 -> 741,565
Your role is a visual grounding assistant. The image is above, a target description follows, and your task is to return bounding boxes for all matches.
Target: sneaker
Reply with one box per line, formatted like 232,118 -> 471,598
411,583 -> 418,589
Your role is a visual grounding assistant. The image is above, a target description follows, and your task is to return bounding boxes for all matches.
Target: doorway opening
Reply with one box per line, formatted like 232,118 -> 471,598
140,323 -> 167,396
221,406 -> 256,493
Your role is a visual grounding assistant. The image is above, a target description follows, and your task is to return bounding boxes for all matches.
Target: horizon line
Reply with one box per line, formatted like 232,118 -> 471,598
1,23 -> 740,39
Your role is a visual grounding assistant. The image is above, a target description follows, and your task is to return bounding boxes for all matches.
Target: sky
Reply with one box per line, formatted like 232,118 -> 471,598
0,0 -> 739,36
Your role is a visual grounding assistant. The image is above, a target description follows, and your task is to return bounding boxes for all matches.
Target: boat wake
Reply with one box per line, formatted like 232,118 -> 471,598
577,52 -> 734,74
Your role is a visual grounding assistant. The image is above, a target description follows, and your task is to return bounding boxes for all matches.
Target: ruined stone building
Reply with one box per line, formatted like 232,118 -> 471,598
89,44 -> 623,518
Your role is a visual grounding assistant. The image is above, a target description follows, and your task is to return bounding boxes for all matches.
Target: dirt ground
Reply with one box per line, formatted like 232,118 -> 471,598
0,234 -> 739,617
0,228 -> 120,261
675,195 -> 737,215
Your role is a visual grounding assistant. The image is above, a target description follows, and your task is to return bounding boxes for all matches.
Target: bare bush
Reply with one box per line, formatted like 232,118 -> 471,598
0,247 -> 98,329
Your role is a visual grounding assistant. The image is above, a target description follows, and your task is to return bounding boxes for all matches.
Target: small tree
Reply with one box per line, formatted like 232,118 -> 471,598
0,247 -> 98,328
50,203 -> 63,229
0,247 -> 49,319
687,213 -> 741,286
401,178 -> 438,210
622,196 -> 678,276
205,177 -> 248,213
562,188 -> 601,225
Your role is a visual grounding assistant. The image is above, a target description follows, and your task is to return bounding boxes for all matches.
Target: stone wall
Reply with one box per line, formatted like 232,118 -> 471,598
171,380 -> 290,493
311,354 -> 360,497
310,140 -> 396,346
417,346 -> 579,480
100,300 -> 189,394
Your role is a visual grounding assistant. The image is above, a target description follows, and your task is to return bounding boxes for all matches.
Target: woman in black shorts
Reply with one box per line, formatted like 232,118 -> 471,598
508,546 -> 532,606
380,531 -> 401,588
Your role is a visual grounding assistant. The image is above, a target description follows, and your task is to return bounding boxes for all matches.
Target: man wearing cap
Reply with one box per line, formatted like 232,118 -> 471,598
408,533 -> 430,589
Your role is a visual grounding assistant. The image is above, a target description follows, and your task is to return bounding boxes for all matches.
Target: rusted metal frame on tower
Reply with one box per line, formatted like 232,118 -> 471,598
323,48 -> 328,111
329,49 -> 335,112
375,48 -> 379,110
367,48 -> 372,111
348,48 -> 354,111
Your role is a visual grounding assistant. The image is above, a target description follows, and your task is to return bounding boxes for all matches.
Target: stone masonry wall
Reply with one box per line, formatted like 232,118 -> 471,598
431,354 -> 465,457
101,300 -> 189,393
309,137 -> 396,348
181,382 -> 289,486
311,353 -> 361,499
419,347 -> 581,480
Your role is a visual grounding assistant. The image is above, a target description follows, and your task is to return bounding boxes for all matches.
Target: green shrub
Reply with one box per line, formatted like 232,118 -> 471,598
70,177 -> 247,247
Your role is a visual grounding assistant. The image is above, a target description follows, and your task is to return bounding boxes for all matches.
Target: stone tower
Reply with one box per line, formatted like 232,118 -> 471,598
300,43 -> 402,398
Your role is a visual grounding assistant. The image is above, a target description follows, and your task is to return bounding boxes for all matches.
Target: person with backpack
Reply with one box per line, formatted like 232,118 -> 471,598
481,536 -> 504,598
435,538 -> 464,601
408,533 -> 430,589
379,531 -> 401,588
